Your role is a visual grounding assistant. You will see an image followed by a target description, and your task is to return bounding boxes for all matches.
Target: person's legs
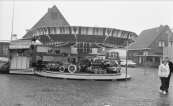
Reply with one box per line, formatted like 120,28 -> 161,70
166,73 -> 171,92
40,60 -> 42,71
37,61 -> 39,71
162,78 -> 167,94
160,77 -> 163,91
38,60 -> 41,71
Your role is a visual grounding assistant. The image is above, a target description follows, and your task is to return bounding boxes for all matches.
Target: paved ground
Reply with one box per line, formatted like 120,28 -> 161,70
0,67 -> 172,106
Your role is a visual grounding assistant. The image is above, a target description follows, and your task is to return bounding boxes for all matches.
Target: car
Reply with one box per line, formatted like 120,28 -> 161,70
80,59 -> 91,72
59,61 -> 81,73
120,60 -> 136,67
45,62 -> 61,71
104,59 -> 121,73
0,61 -> 10,74
86,59 -> 121,74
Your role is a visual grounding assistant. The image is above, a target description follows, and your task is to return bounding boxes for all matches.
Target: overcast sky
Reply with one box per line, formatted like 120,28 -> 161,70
0,0 -> 173,40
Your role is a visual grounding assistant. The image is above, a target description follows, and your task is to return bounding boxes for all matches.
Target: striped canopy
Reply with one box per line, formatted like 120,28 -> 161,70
30,26 -> 137,47
9,44 -> 31,49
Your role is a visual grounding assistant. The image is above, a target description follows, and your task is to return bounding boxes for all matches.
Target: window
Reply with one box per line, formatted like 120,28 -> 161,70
51,12 -> 58,19
159,41 -> 165,47
2,44 -> 9,55
169,41 -> 173,47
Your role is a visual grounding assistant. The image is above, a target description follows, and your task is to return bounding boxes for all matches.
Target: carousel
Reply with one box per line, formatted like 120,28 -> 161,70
12,26 -> 137,80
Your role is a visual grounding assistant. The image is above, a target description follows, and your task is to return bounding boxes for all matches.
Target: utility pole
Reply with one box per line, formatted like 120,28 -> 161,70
11,0 -> 15,41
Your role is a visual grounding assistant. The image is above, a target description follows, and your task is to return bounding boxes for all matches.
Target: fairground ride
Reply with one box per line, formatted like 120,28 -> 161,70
29,26 -> 137,75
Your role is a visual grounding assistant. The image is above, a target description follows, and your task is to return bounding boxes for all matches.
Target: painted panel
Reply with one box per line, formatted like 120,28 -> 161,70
98,28 -> 103,35
21,57 -> 27,69
81,27 -> 86,35
43,56 -> 54,61
43,56 -> 67,62
37,46 -> 48,52
71,47 -> 77,54
88,27 -> 93,35
26,57 -> 30,68
17,57 -> 22,69
92,48 -> 97,54
60,47 -> 71,53
10,57 -> 17,69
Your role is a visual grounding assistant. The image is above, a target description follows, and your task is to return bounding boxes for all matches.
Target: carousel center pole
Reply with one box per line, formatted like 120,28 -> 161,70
126,38 -> 129,81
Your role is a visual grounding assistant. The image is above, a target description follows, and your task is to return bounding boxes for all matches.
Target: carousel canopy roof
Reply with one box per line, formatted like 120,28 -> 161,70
29,26 -> 138,48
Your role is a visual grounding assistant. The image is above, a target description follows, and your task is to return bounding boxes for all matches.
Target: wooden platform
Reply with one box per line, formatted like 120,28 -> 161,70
9,69 -> 34,75
34,71 -> 131,81
9,69 -> 131,81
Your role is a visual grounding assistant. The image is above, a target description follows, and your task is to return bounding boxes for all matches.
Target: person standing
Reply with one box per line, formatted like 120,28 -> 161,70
158,60 -> 170,94
165,57 -> 173,93
37,54 -> 43,72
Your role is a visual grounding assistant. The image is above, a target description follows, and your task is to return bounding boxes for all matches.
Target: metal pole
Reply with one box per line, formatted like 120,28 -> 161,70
11,0 -> 15,41
54,53 -> 55,62
126,39 -> 128,81
9,0 -> 15,72
144,53 -> 146,75
168,33 -> 169,47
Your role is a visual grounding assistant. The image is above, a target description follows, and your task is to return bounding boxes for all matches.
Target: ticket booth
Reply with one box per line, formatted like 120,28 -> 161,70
9,40 -> 32,69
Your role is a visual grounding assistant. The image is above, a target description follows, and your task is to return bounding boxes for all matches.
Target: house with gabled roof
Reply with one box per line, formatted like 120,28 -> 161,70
128,25 -> 173,67
23,5 -> 70,38
8,5 -> 70,70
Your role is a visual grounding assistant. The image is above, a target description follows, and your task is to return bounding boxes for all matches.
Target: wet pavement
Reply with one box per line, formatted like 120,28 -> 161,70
0,67 -> 172,106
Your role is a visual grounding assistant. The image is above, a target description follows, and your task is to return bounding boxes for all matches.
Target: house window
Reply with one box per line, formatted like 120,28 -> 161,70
169,41 -> 173,47
2,45 -> 9,55
159,41 -> 165,47
51,12 -> 58,19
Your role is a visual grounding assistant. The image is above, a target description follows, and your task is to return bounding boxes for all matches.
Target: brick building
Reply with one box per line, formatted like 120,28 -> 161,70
128,25 -> 173,68
0,40 -> 10,61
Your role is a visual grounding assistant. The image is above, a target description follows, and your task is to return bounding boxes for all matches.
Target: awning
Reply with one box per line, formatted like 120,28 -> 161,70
28,26 -> 138,47
9,39 -> 32,49
9,44 -> 31,49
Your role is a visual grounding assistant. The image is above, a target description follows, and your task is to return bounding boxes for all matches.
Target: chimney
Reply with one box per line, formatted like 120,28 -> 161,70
48,8 -> 51,11
12,34 -> 17,40
160,24 -> 162,28
26,29 -> 31,32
